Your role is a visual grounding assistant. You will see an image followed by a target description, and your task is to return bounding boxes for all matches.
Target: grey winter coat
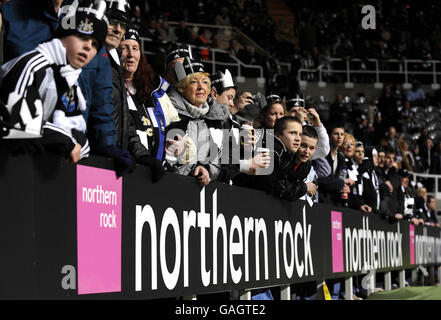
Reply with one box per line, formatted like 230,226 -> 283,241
167,87 -> 230,179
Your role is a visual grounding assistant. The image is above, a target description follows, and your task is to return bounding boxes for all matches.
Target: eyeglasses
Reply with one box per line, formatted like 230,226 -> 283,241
343,142 -> 354,147
109,19 -> 127,31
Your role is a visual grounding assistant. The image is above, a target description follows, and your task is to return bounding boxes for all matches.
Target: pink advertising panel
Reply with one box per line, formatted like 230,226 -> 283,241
331,211 -> 344,273
409,224 -> 415,265
76,165 -> 122,294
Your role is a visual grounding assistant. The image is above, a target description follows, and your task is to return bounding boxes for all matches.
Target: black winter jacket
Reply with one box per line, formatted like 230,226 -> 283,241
237,136 -> 308,201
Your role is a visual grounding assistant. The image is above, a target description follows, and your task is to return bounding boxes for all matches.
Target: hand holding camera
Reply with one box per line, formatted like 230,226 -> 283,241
290,106 -> 307,123
306,107 -> 321,127
234,92 -> 254,112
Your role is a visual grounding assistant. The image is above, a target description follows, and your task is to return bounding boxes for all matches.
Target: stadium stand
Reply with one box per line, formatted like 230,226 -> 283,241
0,0 -> 441,302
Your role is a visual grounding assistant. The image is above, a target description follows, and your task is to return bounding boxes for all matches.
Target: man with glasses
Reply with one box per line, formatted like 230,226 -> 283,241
104,0 -> 132,152
106,18 -> 128,50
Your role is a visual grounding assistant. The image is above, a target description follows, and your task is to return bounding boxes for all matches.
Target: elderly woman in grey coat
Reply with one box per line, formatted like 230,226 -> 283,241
166,57 -> 230,186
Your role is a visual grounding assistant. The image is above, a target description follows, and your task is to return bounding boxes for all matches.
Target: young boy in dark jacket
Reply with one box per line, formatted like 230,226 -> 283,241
293,125 -> 320,200
259,116 -> 315,201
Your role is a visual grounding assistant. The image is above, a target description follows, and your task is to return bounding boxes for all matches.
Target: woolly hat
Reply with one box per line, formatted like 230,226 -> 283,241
57,0 -> 109,52
286,93 -> 305,110
397,168 -> 411,178
123,26 -> 140,43
210,69 -> 236,92
166,43 -> 192,66
174,56 -> 205,83
265,94 -> 282,105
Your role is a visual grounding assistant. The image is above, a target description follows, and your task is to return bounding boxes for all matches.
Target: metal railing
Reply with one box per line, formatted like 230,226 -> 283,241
137,20 -> 441,90
166,21 -> 293,73
167,21 -> 270,59
139,20 -> 293,80
299,58 -> 441,89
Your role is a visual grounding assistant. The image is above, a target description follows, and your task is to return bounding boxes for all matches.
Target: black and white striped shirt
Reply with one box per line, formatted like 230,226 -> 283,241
0,44 -> 89,158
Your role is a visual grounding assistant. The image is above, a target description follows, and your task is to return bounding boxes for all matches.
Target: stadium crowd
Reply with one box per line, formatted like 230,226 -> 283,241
120,0 -> 441,86
128,0 -> 441,63
0,0 -> 439,231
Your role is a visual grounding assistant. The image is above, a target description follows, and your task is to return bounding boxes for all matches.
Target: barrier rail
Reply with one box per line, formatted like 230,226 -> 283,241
139,19 -> 293,83
299,58 -> 441,89
164,21 -> 293,73
167,21 -> 270,59
1,148 -> 440,300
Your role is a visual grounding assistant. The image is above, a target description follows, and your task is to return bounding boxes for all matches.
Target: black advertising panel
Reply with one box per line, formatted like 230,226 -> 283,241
124,174 -> 323,299
0,149 -> 440,299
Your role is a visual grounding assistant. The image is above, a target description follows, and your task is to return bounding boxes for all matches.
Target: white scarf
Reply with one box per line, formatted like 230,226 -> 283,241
36,39 -> 87,112
184,99 -> 209,119
109,48 -> 121,66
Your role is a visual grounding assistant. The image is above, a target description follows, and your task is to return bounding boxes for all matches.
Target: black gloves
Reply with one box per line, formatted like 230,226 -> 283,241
99,145 -> 135,178
137,155 -> 165,183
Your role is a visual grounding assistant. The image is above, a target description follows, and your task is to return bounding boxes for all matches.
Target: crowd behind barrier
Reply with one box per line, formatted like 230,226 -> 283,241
0,0 -> 441,300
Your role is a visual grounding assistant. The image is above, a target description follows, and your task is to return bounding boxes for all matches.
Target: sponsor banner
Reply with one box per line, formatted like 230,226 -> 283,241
126,176 -> 321,298
331,211 -> 344,273
76,165 -> 122,295
2,153 -> 441,299
414,226 -> 441,266
123,171 -> 441,298
341,215 -> 405,274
